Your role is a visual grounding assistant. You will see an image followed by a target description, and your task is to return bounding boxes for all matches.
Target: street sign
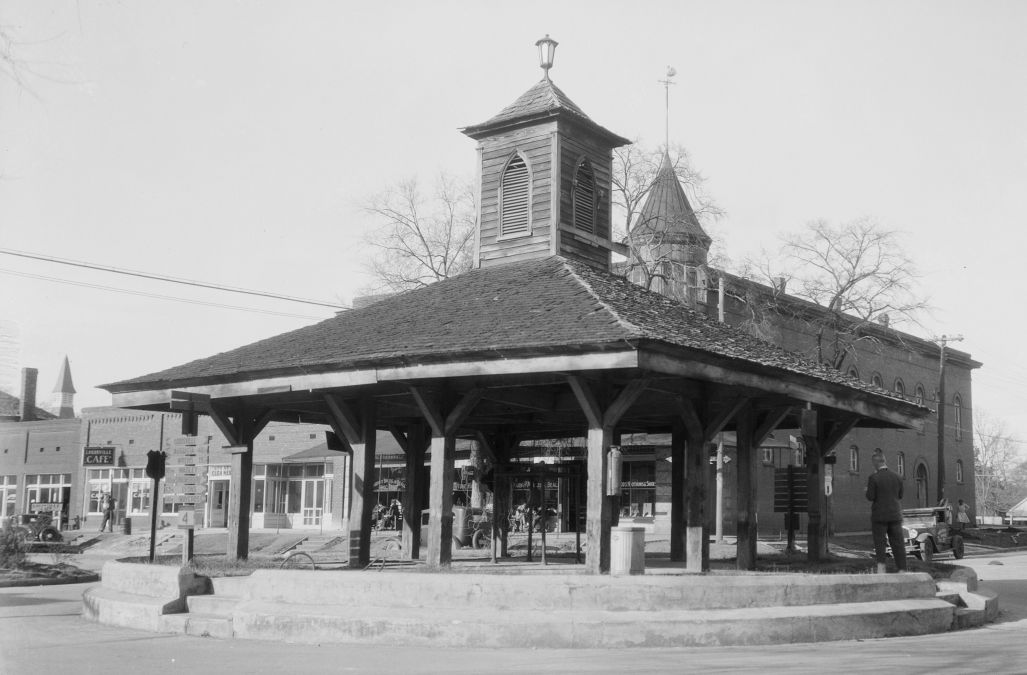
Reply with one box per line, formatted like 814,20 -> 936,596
178,509 -> 197,529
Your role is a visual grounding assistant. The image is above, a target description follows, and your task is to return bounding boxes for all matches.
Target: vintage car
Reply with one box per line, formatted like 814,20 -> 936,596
899,506 -> 964,562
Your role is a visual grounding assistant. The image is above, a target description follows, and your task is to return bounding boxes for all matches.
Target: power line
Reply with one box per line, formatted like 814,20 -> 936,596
0,268 -> 330,321
0,247 -> 348,310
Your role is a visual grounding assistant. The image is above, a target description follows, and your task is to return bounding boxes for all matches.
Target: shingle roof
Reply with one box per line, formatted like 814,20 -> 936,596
0,389 -> 57,420
103,256 -> 910,406
462,78 -> 630,146
631,153 -> 710,245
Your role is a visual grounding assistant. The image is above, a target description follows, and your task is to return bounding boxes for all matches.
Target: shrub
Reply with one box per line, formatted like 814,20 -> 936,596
0,525 -> 27,569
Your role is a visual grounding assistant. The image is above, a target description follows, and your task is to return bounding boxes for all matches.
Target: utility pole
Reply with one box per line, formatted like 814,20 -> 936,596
932,334 -> 963,504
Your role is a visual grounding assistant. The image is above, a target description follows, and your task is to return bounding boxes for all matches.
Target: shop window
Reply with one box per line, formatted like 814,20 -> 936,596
0,475 -> 17,518
619,460 -> 656,519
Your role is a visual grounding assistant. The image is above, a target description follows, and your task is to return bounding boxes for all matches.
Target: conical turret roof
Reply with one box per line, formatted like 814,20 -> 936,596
631,153 -> 711,246
53,355 -> 76,394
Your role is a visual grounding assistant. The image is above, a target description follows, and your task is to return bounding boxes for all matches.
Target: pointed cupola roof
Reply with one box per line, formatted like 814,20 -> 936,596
53,355 -> 76,394
631,152 -> 711,246
462,78 -> 629,146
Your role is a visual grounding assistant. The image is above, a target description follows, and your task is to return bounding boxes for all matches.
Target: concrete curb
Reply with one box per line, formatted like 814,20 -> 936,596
0,572 -> 99,588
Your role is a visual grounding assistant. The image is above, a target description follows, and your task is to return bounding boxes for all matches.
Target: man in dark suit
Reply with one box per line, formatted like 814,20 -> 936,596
866,450 -> 907,573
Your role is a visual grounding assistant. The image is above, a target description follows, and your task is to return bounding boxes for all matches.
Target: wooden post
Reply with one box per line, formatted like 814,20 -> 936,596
669,420 -> 686,562
497,469 -> 510,558
426,433 -> 455,569
348,401 -> 377,568
401,424 -> 427,560
685,437 -> 710,572
585,426 -> 613,574
181,528 -> 194,566
227,443 -> 253,561
735,406 -> 757,570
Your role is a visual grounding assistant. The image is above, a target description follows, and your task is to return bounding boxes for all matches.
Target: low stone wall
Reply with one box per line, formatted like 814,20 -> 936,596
82,560 -> 211,632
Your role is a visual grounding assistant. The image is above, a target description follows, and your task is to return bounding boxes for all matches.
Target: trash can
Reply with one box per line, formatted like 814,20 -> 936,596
610,525 -> 645,575
122,517 -> 132,535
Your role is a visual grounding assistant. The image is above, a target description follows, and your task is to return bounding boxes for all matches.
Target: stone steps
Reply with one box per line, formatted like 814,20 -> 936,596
229,597 -> 957,648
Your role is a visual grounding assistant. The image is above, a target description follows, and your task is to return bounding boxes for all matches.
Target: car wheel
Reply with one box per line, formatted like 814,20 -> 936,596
472,529 -> 489,550
40,528 -> 62,543
921,538 -> 935,564
952,535 -> 965,559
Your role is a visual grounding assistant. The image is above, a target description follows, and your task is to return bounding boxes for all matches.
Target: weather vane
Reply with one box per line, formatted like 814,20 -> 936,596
658,66 -> 677,152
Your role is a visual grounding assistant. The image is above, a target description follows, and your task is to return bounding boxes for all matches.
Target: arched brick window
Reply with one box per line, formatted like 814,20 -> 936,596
849,445 -> 859,473
955,459 -> 964,483
897,451 -> 905,477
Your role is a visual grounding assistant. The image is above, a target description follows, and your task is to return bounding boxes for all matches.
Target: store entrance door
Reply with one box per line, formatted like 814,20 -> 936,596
209,480 -> 229,527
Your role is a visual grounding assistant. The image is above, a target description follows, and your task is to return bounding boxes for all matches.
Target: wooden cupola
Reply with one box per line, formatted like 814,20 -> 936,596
461,36 -> 630,272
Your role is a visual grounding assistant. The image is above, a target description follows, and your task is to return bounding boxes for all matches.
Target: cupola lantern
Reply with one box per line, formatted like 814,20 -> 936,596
535,34 -> 558,79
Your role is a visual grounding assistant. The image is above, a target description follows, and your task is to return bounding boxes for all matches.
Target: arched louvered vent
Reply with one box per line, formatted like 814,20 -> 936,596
573,160 -> 596,234
500,155 -> 530,237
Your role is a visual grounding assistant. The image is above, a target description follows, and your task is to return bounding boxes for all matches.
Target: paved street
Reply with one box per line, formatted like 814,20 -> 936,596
2,550 -> 1026,674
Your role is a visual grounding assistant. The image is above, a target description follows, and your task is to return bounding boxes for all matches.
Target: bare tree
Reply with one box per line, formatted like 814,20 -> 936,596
611,140 -> 721,241
361,173 -> 476,293
974,411 -> 1027,517
739,218 -> 930,370
613,141 -> 722,305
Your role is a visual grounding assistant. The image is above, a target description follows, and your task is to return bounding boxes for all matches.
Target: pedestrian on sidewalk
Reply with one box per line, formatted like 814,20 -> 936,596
866,450 -> 906,574
957,499 -> 972,531
99,494 -> 116,533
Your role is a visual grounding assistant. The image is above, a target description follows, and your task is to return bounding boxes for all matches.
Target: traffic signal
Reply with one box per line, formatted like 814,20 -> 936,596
145,450 -> 167,480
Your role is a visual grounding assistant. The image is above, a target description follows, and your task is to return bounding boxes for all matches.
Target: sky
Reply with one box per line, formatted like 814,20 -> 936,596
2,1 -> 1026,449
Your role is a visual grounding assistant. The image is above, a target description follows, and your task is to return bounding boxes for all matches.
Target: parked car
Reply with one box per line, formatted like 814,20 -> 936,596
8,513 -> 62,543
420,506 -> 492,549
899,506 -> 964,562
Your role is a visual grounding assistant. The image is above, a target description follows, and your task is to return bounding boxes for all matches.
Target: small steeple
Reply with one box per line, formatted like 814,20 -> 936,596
631,152 -> 711,255
52,355 -> 76,419
462,36 -> 630,272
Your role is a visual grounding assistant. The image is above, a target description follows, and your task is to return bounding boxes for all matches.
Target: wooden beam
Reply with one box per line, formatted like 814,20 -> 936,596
445,388 -> 483,435
639,351 -> 926,431
704,397 -> 748,442
753,406 -> 793,448
409,386 -> 444,437
567,375 -> 601,428
473,430 -> 497,464
379,351 -> 639,382
323,394 -> 361,445
822,415 -> 860,455
675,396 -> 704,440
602,378 -> 650,428
204,401 -> 241,447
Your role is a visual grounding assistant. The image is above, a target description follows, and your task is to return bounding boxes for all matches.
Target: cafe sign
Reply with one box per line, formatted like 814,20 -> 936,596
83,446 -> 115,466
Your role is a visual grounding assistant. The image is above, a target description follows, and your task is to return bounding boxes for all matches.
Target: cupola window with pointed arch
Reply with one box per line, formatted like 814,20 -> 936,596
572,158 -> 599,236
499,153 -> 531,239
